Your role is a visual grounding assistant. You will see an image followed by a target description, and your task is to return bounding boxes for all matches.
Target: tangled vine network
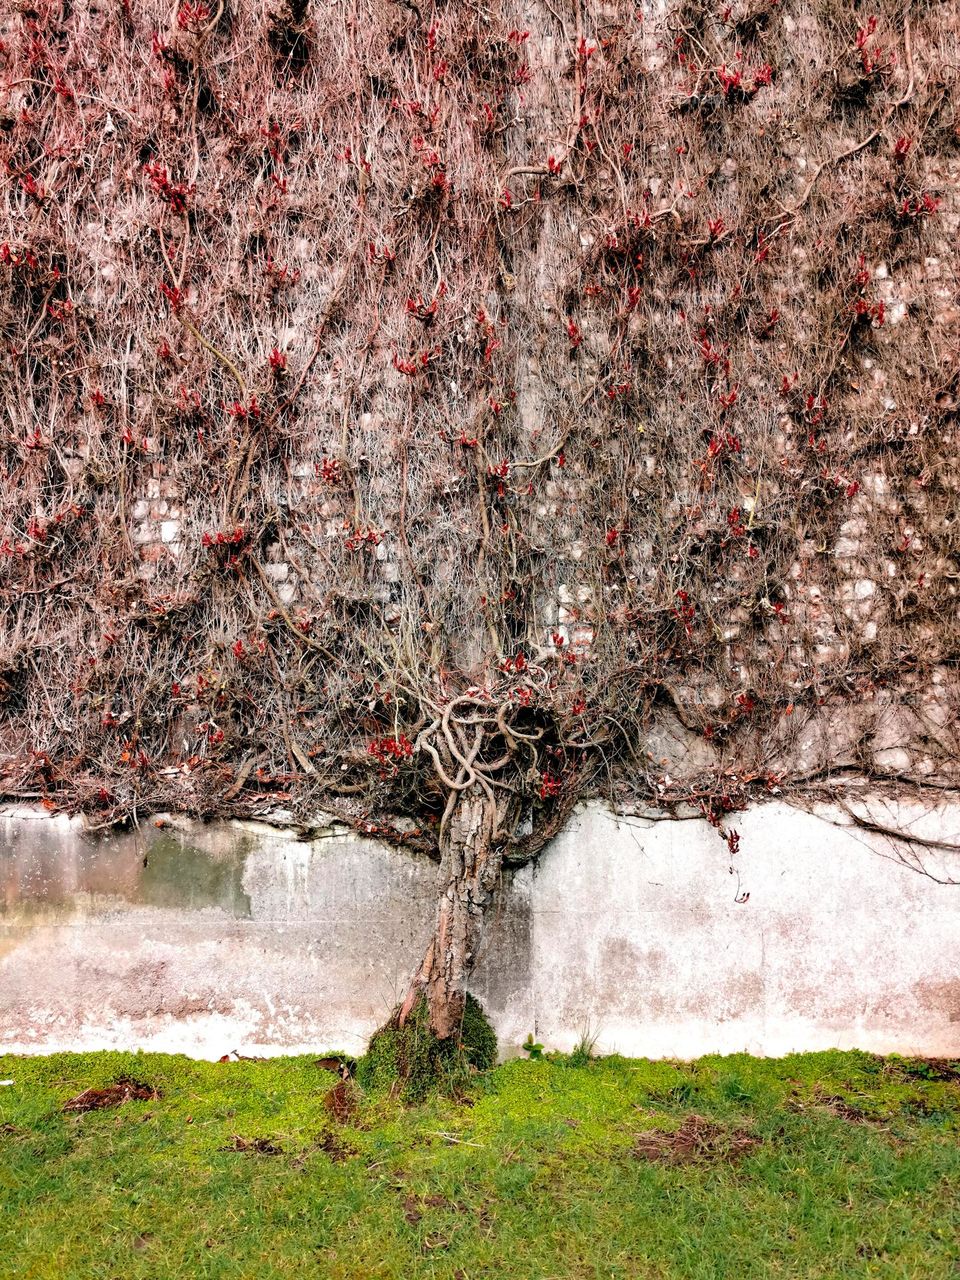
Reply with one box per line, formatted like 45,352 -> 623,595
1,0 -> 959,862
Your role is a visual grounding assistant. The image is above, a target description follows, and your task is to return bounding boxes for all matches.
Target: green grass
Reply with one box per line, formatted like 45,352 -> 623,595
1,1049 -> 958,1279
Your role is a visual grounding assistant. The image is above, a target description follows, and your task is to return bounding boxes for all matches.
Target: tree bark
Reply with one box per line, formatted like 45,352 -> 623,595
398,788 -> 501,1040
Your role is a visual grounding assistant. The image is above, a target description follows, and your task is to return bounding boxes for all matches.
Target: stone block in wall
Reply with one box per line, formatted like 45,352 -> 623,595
132,522 -> 158,546
873,747 -> 913,773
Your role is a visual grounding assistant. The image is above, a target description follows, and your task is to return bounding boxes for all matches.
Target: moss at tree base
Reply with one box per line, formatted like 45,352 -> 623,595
460,992 -> 498,1071
359,993 -> 497,1101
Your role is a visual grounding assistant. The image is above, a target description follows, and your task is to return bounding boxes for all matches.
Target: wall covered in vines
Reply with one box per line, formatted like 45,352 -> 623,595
1,0 -> 958,844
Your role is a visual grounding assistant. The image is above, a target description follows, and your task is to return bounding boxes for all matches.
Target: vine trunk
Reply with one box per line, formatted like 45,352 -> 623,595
398,788 -> 501,1040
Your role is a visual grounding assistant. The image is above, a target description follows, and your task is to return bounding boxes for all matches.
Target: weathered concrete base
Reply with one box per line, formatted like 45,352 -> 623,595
527,801 -> 960,1058
1,798 -> 958,1058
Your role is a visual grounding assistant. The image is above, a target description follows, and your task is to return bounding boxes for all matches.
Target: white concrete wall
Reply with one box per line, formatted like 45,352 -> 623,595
1,798 -> 958,1059
521,801 -> 960,1057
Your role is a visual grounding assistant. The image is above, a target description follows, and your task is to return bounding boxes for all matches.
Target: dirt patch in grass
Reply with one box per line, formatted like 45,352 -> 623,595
402,1193 -> 424,1225
402,1192 -> 464,1225
322,1080 -> 359,1124
314,1132 -> 357,1163
786,1088 -> 892,1124
399,1193 -> 461,1255
889,1058 -> 960,1084
811,1086 -> 927,1125
221,1135 -> 284,1155
62,1077 -> 160,1113
632,1114 -> 761,1165
814,1092 -> 878,1123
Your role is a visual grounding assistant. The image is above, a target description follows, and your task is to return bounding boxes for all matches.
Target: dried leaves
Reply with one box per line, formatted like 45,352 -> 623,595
62,1077 -> 160,1113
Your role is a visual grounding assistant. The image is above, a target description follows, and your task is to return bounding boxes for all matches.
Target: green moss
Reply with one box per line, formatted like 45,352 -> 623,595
460,993 -> 498,1070
358,993 -> 497,1101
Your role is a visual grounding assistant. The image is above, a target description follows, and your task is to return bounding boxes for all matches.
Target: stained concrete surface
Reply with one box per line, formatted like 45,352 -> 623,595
1,799 -> 958,1058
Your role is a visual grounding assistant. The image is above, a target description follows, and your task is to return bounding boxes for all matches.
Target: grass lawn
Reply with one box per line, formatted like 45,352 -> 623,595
1,1048 -> 958,1279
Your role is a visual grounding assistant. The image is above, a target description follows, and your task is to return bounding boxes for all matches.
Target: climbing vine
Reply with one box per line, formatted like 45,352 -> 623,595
0,0 -> 958,860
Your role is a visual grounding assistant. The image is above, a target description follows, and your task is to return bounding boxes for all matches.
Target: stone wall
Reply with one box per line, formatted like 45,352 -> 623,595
2,798 -> 958,1059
